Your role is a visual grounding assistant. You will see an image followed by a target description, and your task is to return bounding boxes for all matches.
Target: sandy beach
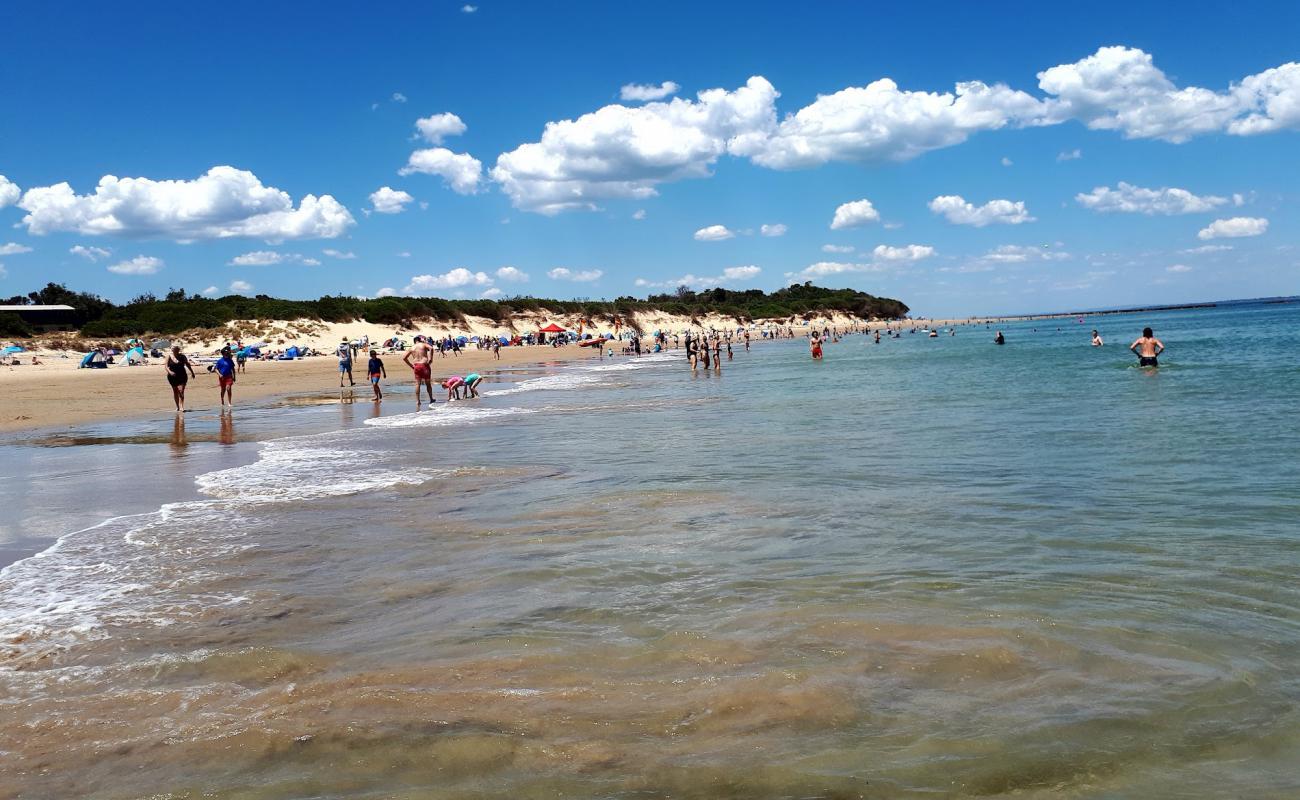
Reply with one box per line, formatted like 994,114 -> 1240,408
0,314 -> 976,434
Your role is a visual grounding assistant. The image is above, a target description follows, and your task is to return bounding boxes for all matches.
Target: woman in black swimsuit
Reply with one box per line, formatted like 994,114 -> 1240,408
165,346 -> 197,412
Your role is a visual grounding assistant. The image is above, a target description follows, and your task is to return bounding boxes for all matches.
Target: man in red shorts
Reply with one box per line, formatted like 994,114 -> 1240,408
402,335 -> 437,407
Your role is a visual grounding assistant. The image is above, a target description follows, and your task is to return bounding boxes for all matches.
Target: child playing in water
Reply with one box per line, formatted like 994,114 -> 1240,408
367,350 -> 386,401
462,372 -> 483,398
442,375 -> 465,400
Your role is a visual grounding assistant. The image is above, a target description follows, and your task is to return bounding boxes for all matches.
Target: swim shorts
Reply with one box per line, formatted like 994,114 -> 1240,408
338,361 -> 352,373
413,363 -> 431,380
812,345 -> 822,358
1139,356 -> 1159,367
219,376 -> 234,388
369,372 -> 381,384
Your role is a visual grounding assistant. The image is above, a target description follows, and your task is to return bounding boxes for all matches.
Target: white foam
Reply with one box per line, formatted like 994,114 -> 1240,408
363,404 -> 538,428
484,373 -> 604,396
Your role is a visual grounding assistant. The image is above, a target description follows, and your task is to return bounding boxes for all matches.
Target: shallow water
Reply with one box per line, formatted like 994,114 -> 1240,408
2,304 -> 1299,798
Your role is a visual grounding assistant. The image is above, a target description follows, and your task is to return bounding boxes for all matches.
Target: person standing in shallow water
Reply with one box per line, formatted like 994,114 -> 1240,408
164,345 -> 196,413
1130,327 -> 1164,367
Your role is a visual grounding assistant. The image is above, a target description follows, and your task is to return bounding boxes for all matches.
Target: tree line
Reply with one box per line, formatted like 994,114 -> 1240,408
1,282 -> 909,339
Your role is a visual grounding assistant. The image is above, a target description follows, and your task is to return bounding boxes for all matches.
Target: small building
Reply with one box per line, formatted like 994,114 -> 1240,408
0,305 -> 79,332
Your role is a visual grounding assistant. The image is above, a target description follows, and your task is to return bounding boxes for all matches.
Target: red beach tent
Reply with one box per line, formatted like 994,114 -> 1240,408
538,323 -> 566,333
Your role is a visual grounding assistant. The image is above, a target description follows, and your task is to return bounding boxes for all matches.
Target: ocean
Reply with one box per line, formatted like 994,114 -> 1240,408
2,302 -> 1298,799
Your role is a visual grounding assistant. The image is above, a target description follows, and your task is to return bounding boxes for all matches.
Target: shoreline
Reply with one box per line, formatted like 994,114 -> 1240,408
1,317 -> 978,435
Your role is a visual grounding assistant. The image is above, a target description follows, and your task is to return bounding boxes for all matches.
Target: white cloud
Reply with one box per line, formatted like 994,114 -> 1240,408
480,287 -> 503,299
0,175 -> 19,208
872,244 -> 935,261
1198,216 -> 1268,240
635,265 -> 761,289
369,186 -> 415,214
322,249 -> 356,259
1182,244 -> 1233,254
414,112 -> 467,144
399,148 -> 482,194
632,209 -> 647,220
929,195 -> 1034,226
108,255 -> 163,275
822,244 -> 854,253
620,81 -> 681,102
980,244 -> 1070,263
201,285 -> 218,296
461,4 -> 477,12
227,250 -> 319,267
70,244 -> 112,261
759,223 -> 787,237
495,266 -> 529,282
830,199 -> 880,230
490,76 -> 779,214
396,251 -> 411,258
404,267 -> 493,295
392,92 -> 407,104
794,260 -> 888,279
0,242 -> 32,256
1076,182 -> 1228,215
17,166 -> 354,242
376,287 -> 397,297
1166,264 -> 1192,273
229,280 -> 253,293
1001,156 -> 1013,166
693,224 -> 735,241
0,264 -> 6,278
1057,148 -> 1083,161
547,267 -> 603,282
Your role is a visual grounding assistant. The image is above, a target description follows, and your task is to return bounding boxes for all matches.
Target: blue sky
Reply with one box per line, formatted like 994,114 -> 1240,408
0,0 -> 1297,317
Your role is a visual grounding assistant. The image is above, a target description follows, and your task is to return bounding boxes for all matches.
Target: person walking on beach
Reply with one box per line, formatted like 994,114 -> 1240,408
403,336 -> 436,407
367,349 -> 386,402
164,345 -> 196,413
1130,327 -> 1164,367
336,337 -> 355,387
214,346 -> 236,409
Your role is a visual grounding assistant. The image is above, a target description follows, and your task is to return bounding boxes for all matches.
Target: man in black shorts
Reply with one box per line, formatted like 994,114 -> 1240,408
1129,326 -> 1164,367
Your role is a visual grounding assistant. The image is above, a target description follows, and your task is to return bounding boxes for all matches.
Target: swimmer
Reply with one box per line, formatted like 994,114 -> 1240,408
810,331 -> 823,360
1130,326 -> 1164,367
994,331 -> 1005,345
1091,329 -> 1104,347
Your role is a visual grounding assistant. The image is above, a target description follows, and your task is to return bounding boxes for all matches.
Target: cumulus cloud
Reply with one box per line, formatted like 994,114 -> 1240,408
1001,157 -> 1013,166
634,265 -> 762,289
108,255 -> 163,275
1057,148 -> 1083,161
480,287 -> 503,299
376,287 -> 398,297
822,244 -> 855,254
1076,182 -> 1228,214
201,285 -> 218,296
872,244 -> 935,261
399,148 -> 482,194
490,76 -> 779,214
461,4 -> 477,12
322,248 -> 356,259
0,243 -> 32,256
620,81 -> 680,102
929,195 -> 1034,226
227,250 -> 319,266
414,112 -> 468,144
484,48 -> 1300,216
830,199 -> 880,230
229,280 -> 253,293
405,268 -> 493,295
495,266 -> 529,282
70,244 -> 111,261
793,260 -> 888,279
16,166 -> 354,242
369,186 -> 415,214
693,224 -> 735,241
547,267 -> 603,282
1198,216 -> 1268,239
1166,264 -> 1192,273
759,223 -> 787,237
632,209 -> 647,220
0,175 -> 18,208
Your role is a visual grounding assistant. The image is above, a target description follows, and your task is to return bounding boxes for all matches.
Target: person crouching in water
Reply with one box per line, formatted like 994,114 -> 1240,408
367,349 -> 386,401
462,372 -> 483,398
442,375 -> 465,400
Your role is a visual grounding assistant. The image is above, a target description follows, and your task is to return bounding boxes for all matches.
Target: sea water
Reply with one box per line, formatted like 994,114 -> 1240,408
1,302 -> 1298,798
